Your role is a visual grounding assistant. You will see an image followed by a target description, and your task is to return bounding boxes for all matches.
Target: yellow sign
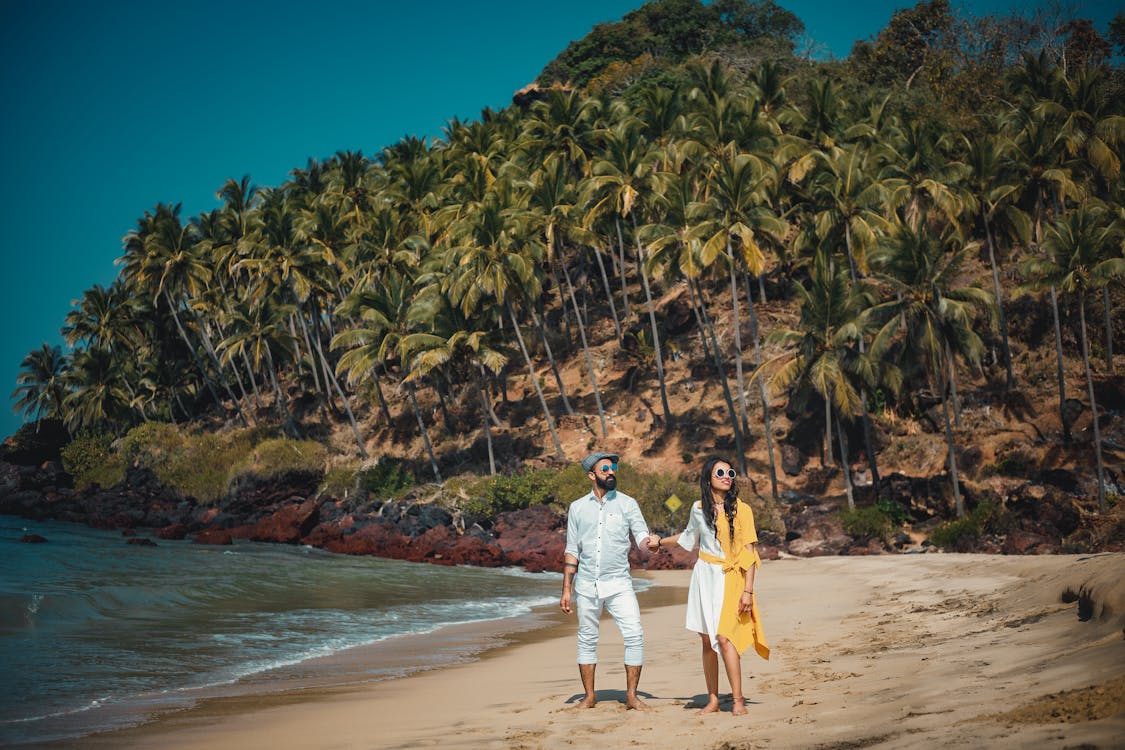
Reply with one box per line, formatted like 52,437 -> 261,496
664,494 -> 683,513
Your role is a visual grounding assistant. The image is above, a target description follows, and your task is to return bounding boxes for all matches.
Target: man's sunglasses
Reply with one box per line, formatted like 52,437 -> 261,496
713,468 -> 737,478
599,463 -> 618,472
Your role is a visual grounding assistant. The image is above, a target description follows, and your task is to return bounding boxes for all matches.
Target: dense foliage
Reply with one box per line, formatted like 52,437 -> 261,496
11,1 -> 1125,519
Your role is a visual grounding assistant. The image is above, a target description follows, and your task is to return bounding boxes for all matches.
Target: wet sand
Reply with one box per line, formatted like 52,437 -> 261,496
50,553 -> 1125,749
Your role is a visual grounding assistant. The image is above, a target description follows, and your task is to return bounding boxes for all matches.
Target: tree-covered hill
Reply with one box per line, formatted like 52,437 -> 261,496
7,0 -> 1125,549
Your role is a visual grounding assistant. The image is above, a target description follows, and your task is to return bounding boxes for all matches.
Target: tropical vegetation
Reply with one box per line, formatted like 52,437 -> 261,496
11,0 -> 1125,525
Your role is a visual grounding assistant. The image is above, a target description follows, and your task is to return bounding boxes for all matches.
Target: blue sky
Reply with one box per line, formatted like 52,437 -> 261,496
0,0 -> 1119,441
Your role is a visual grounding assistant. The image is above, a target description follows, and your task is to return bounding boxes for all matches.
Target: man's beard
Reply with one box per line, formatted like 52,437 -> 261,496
596,475 -> 616,491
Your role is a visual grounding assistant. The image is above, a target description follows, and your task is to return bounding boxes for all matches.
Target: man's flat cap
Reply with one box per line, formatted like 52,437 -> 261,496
582,451 -> 619,472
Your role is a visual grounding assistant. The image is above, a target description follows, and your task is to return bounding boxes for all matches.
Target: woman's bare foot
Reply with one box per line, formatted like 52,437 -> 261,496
696,697 -> 721,715
579,694 -> 596,708
731,697 -> 747,715
625,693 -> 650,710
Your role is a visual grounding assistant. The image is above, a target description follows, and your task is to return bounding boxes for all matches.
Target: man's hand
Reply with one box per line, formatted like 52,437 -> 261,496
646,535 -> 660,552
560,589 -> 572,614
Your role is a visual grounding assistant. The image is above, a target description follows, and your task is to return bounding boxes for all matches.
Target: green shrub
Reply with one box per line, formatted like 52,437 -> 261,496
358,458 -> 415,498
229,438 -> 328,484
320,463 -> 360,500
840,506 -> 894,543
119,424 -> 257,503
929,501 -> 1001,548
120,422 -> 184,465
169,432 -> 256,502
60,432 -> 124,489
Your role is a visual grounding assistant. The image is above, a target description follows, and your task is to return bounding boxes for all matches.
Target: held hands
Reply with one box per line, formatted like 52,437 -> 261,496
646,535 -> 660,553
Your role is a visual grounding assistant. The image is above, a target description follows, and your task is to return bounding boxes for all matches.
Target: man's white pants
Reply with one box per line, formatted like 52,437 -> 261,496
575,589 -> 643,666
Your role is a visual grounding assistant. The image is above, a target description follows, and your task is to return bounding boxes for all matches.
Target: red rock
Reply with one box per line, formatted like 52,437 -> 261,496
193,529 -> 233,545
325,522 -> 412,558
156,523 -> 188,540
243,498 -> 321,544
1003,529 -> 1049,555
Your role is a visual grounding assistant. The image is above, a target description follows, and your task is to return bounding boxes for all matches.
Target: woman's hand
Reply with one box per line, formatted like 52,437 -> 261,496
738,590 -> 753,614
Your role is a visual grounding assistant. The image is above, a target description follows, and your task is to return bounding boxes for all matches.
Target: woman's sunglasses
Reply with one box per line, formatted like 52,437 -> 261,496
713,468 -> 737,478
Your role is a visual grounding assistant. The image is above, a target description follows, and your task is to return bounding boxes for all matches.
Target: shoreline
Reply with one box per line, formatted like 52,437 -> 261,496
32,552 -> 1125,750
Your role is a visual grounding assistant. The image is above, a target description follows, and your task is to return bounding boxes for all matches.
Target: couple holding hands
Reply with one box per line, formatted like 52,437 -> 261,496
560,451 -> 770,715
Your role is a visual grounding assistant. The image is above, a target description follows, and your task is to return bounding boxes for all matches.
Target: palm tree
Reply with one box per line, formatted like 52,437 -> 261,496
12,344 -> 70,426
1022,205 -> 1124,511
61,346 -> 131,435
880,120 -> 967,232
118,203 -> 246,425
756,250 -> 881,510
798,144 -> 899,282
962,131 -> 1032,389
694,151 -> 787,487
527,155 -> 610,437
400,286 -> 508,475
585,119 -> 673,424
868,224 -> 994,517
441,185 -> 566,459
643,163 -> 747,465
334,271 -> 442,479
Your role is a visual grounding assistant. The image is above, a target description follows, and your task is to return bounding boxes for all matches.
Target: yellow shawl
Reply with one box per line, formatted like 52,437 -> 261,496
698,500 -> 770,660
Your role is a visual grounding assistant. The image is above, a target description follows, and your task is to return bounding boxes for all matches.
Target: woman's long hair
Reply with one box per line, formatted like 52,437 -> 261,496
699,455 -> 737,546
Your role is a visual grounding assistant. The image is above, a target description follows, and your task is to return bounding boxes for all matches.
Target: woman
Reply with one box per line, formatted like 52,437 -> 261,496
648,456 -> 769,714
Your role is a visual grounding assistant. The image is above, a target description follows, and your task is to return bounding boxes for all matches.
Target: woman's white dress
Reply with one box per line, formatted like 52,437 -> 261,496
677,500 -> 728,651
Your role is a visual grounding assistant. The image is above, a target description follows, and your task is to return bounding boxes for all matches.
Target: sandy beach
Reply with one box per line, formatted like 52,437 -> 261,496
57,553 -> 1125,750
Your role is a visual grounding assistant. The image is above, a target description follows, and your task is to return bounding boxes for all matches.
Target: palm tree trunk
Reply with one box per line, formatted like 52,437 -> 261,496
630,214 -> 672,425
1102,286 -> 1114,375
615,218 -> 632,321
983,212 -> 1014,389
241,349 -> 263,407
163,291 -> 228,415
1077,291 -> 1107,512
527,306 -> 574,415
939,362 -> 964,518
311,331 -> 368,458
823,395 -> 833,468
1049,286 -> 1069,440
507,301 -> 565,458
835,409 -> 854,511
407,383 -> 442,482
742,272 -> 777,500
476,369 -> 496,476
370,367 -> 394,425
434,375 -> 455,434
294,311 -> 330,422
547,258 -> 571,347
688,279 -> 716,363
727,238 -> 751,439
591,244 -> 623,342
558,240 -> 609,437
692,277 -> 746,473
844,222 -> 860,283
264,344 -> 300,438
946,341 -> 963,428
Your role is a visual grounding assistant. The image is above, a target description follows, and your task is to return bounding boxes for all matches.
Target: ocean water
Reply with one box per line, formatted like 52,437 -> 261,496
0,514 -> 562,745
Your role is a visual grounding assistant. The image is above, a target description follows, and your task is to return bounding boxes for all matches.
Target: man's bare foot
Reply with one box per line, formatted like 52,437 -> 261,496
731,699 -> 747,716
695,698 -> 721,715
625,694 -> 650,710
578,695 -> 596,709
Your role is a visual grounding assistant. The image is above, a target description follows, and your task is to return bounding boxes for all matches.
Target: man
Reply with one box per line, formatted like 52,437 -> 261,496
560,451 -> 654,710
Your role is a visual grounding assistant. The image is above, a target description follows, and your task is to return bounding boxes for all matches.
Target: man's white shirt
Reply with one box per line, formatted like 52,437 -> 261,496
564,489 -> 651,599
